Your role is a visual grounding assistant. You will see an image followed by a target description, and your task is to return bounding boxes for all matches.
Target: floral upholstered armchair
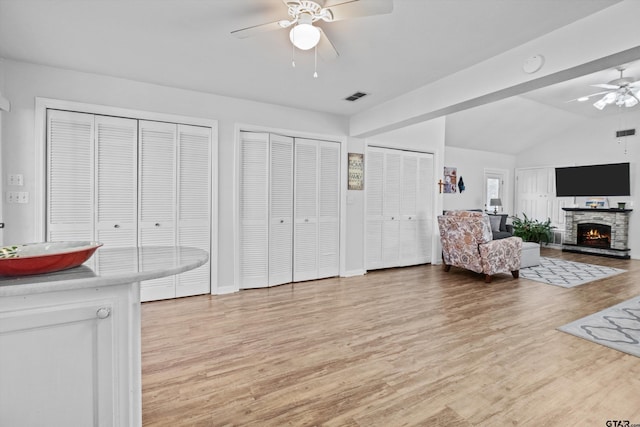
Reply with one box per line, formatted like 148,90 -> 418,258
437,211 -> 522,283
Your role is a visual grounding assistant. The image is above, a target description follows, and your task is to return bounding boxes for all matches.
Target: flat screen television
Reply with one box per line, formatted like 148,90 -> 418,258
555,162 -> 630,197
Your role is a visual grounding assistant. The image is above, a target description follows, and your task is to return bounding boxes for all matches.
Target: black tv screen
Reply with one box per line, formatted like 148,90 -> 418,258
555,162 -> 630,197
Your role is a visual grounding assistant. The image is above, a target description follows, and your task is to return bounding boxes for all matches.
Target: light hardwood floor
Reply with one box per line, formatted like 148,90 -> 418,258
141,248 -> 640,426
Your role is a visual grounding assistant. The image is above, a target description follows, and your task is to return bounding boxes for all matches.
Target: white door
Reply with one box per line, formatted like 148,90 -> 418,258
367,147 -> 434,270
138,120 -> 177,301
382,150 -> 401,268
293,138 -> 318,282
515,167 -> 550,221
416,153 -> 434,263
269,134 -> 294,286
46,110 -> 95,242
365,148 -> 385,269
94,115 -> 138,247
176,124 -> 211,297
399,153 -> 418,265
317,140 -> 340,279
239,132 -> 270,288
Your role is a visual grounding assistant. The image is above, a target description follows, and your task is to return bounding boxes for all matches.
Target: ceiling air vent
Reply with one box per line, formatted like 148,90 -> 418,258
344,91 -> 368,102
616,129 -> 636,138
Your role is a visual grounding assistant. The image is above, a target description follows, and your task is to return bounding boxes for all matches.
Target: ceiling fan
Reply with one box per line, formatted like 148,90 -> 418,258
571,67 -> 640,110
231,0 -> 394,63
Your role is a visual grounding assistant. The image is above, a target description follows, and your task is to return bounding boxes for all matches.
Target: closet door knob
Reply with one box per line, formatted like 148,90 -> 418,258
114,224 -> 120,228
280,219 -> 284,224
96,307 -> 111,319
155,223 -> 160,227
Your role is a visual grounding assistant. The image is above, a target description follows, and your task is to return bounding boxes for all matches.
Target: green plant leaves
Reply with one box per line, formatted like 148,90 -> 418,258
510,213 -> 556,243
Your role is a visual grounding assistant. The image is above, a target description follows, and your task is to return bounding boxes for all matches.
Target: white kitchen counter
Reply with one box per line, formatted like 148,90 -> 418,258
0,245 -> 208,297
0,246 -> 209,427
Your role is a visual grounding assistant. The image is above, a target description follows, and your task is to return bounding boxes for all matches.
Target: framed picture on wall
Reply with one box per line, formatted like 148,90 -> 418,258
348,153 -> 364,190
443,166 -> 457,193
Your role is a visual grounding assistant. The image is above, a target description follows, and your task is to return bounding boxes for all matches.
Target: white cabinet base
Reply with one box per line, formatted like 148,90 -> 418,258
0,283 -> 141,427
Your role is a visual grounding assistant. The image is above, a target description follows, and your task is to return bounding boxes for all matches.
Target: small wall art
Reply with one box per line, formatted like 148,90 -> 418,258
348,153 -> 364,190
443,167 -> 457,193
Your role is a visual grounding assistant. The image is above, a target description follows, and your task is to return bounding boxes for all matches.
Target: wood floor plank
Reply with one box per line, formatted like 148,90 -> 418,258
141,249 -> 640,426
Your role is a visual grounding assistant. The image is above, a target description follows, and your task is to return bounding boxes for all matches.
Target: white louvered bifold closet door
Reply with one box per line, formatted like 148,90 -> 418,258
400,153 -> 418,265
269,134 -> 294,286
239,132 -> 270,288
94,115 -> 138,248
176,124 -> 211,297
138,120 -> 177,301
47,110 -> 95,242
317,141 -> 340,279
382,150 -> 401,268
366,147 -> 434,270
293,139 -> 319,282
416,153 -> 434,263
365,147 -> 385,270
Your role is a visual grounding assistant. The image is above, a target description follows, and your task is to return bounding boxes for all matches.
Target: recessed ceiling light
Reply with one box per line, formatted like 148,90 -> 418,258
577,96 -> 589,102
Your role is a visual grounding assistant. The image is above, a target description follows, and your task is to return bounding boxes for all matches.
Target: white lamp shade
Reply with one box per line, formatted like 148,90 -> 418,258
289,23 -> 321,50
624,96 -> 638,108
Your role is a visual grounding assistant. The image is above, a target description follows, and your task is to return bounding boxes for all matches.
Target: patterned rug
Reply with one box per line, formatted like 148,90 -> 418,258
558,296 -> 640,357
520,256 -> 626,288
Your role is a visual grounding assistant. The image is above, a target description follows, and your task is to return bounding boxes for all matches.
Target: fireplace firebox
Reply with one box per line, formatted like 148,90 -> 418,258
577,223 -> 611,248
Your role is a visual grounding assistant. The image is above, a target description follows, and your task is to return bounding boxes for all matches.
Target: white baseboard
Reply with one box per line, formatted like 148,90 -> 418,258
211,284 -> 238,295
341,269 -> 366,278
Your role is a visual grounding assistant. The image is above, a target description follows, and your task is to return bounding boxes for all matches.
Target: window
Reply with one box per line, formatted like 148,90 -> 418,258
484,169 -> 507,213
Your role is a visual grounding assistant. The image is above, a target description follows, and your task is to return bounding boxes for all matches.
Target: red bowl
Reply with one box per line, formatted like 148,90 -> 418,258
0,241 -> 103,276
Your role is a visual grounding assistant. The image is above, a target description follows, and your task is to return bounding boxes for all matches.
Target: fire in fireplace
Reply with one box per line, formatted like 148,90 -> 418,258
577,223 -> 611,249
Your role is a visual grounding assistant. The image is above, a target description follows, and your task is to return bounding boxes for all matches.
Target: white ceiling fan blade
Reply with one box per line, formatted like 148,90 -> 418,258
231,21 -> 285,39
591,83 -> 619,90
629,80 -> 640,88
566,91 -> 611,103
324,0 -> 393,22
317,27 -> 339,61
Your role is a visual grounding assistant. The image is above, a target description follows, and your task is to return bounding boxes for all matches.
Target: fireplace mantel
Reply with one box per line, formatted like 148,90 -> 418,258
562,208 -> 631,259
562,208 -> 633,213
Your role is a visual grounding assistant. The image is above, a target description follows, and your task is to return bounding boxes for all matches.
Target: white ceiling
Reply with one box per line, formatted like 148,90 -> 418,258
0,0 -> 623,118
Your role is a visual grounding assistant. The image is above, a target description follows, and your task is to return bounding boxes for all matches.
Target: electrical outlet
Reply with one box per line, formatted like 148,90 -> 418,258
7,174 -> 24,186
5,191 -> 29,203
17,192 -> 29,204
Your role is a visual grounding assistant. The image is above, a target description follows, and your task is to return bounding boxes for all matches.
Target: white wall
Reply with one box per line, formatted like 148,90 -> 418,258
1,59 -> 349,292
443,146 -> 517,213
344,136 -> 366,276
517,110 -> 640,259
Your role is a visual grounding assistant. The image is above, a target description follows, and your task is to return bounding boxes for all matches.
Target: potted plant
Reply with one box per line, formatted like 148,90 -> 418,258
510,213 -> 555,244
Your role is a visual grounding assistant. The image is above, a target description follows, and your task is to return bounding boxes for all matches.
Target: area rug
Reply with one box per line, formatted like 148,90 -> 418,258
558,296 -> 640,357
519,257 -> 626,288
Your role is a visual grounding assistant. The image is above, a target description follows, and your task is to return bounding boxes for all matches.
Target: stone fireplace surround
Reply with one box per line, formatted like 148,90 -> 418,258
562,208 -> 632,259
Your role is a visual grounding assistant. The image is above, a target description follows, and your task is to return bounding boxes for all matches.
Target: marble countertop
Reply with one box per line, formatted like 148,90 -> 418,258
0,246 -> 209,297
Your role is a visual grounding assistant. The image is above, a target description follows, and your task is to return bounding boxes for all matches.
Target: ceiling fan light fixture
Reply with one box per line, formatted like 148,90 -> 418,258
602,92 -> 617,104
593,99 -> 608,110
289,22 -> 320,50
624,96 -> 638,108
